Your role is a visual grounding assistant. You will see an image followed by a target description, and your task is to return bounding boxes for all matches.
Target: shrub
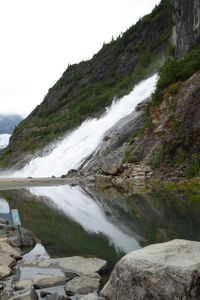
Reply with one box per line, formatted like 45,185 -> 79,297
152,45 -> 200,106
151,149 -> 164,169
187,154 -> 200,178
168,82 -> 181,95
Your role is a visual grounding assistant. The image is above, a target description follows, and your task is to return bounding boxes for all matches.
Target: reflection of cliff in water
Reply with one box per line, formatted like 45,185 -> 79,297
0,186 -> 140,271
0,184 -> 200,271
86,185 -> 200,245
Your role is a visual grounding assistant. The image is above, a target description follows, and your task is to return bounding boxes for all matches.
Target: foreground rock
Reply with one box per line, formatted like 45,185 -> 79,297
0,218 -> 38,299
10,287 -> 38,300
0,217 -> 107,299
34,276 -> 67,289
102,239 -> 200,300
65,274 -> 100,295
14,279 -> 33,291
23,256 -> 107,276
0,266 -> 12,279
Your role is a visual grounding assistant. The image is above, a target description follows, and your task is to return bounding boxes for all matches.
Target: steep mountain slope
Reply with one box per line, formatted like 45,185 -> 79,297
0,0 -> 173,168
81,0 -> 200,182
0,115 -> 22,134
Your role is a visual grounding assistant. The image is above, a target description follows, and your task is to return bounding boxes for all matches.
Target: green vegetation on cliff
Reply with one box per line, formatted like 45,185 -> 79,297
151,44 -> 200,106
0,0 -> 173,167
124,44 -> 200,178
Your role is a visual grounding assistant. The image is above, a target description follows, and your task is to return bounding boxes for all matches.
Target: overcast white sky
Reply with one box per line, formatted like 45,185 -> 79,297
0,0 -> 160,117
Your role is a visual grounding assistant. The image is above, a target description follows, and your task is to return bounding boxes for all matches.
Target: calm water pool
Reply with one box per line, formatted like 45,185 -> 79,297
0,184 -> 200,272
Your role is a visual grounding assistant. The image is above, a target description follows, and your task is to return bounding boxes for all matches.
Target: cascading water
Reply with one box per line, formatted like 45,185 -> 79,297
5,74 -> 158,178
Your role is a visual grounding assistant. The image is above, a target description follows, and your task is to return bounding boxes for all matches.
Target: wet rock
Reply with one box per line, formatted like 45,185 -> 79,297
61,174 -> 67,178
65,275 -> 100,295
81,112 -> 145,175
135,97 -> 149,112
10,287 -> 38,300
67,169 -> 77,177
0,266 -> 12,279
102,239 -> 200,300
14,279 -> 33,291
34,276 -> 67,289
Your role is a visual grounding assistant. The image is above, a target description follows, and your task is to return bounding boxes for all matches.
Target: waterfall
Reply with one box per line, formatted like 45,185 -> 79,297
6,74 -> 158,177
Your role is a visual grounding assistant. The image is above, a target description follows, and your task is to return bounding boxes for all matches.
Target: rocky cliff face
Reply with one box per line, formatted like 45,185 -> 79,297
0,0 -> 173,168
79,0 -> 200,182
172,0 -> 200,57
81,68 -> 200,183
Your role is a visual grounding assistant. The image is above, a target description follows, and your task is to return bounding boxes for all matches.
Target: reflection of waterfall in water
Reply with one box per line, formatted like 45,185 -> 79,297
0,197 -> 10,214
23,243 -> 50,261
28,185 -> 140,253
5,74 -> 157,178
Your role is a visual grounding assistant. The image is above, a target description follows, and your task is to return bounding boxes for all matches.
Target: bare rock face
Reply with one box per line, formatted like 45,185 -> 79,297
172,0 -> 200,57
82,111 -> 145,175
101,239 -> 200,300
102,163 -> 122,176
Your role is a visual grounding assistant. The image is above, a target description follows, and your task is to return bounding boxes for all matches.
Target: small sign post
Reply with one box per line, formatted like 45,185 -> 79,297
11,209 -> 23,247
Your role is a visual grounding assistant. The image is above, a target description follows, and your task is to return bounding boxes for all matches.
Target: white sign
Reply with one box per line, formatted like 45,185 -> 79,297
11,209 -> 21,226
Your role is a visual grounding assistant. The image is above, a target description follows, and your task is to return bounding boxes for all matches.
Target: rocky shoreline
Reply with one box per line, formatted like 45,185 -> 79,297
0,217 -> 107,300
1,201 -> 200,299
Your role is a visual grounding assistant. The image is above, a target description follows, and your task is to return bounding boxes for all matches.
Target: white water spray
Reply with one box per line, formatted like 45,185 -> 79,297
6,74 -> 157,177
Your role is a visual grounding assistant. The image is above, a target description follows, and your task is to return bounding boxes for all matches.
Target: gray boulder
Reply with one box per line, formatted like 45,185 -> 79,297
101,163 -> 122,176
0,253 -> 16,268
14,279 -> 33,291
34,276 -> 67,289
101,239 -> 200,300
0,266 -> 12,279
23,256 -> 107,276
65,275 -> 100,295
8,227 -> 38,248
